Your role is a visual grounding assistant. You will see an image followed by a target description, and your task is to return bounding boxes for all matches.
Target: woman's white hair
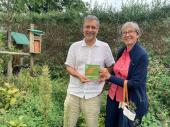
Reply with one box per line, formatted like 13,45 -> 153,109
121,22 -> 141,36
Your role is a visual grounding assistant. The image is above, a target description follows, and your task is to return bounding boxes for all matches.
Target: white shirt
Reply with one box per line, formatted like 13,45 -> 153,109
65,39 -> 115,99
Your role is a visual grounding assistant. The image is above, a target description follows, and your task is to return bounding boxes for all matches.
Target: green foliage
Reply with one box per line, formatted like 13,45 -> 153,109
0,65 -> 67,127
0,83 -> 25,110
0,32 -> 6,48
12,68 -> 39,94
0,0 -> 28,13
162,36 -> 170,68
91,1 -> 170,24
140,55 -> 170,127
0,58 -> 4,74
0,0 -> 87,13
38,66 -> 52,119
49,79 -> 68,126
8,116 -> 27,127
0,32 -> 9,75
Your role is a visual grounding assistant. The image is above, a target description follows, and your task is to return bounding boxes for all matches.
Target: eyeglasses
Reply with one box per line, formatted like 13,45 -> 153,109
122,31 -> 137,36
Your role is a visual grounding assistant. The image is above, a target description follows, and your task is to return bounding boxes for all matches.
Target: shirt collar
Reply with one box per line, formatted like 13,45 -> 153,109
81,39 -> 100,47
126,47 -> 131,53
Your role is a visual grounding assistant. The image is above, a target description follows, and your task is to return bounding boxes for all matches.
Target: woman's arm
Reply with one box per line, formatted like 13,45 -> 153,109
100,54 -> 148,89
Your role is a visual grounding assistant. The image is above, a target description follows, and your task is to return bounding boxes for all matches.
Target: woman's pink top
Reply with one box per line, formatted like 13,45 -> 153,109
108,48 -> 131,102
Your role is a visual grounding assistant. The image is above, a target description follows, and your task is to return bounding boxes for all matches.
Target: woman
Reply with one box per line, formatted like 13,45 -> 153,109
100,22 -> 149,127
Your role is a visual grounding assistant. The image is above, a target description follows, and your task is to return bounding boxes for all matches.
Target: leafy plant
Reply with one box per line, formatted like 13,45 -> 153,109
38,65 -> 52,119
0,82 -> 25,110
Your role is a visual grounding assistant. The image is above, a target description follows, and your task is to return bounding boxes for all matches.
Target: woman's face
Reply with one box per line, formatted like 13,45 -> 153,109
122,27 -> 139,47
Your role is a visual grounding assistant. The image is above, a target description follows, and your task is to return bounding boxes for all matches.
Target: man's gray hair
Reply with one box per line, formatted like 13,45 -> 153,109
84,15 -> 100,28
121,22 -> 141,36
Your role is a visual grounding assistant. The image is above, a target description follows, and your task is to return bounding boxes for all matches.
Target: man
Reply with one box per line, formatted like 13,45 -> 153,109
64,15 -> 115,127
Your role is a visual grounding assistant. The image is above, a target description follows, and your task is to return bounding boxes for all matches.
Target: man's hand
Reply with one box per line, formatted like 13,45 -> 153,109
78,74 -> 90,83
66,66 -> 90,83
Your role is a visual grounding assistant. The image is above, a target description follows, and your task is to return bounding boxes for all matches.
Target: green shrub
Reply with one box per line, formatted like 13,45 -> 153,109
140,55 -> 170,127
38,66 -> 52,119
0,83 -> 25,110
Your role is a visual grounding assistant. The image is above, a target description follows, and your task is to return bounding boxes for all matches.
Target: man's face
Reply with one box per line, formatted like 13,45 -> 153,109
83,20 -> 99,42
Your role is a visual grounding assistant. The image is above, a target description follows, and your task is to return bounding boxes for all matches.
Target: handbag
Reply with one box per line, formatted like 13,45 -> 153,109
118,80 -> 136,127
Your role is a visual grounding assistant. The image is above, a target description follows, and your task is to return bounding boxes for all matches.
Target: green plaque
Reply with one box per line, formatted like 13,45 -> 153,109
85,64 -> 100,80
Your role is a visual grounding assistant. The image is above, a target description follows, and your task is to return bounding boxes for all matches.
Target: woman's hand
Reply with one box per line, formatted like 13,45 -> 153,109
99,68 -> 111,81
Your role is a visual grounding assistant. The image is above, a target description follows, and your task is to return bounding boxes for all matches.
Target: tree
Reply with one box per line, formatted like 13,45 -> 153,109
0,0 -> 87,13
0,0 -> 26,12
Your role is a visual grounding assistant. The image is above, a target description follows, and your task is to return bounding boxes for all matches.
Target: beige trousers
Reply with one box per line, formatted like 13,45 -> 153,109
63,94 -> 101,127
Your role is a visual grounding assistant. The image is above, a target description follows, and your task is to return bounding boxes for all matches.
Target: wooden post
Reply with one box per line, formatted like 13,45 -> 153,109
7,27 -> 13,77
30,24 -> 35,69
30,54 -> 35,68
7,27 -> 12,48
20,56 -> 24,65
7,56 -> 13,76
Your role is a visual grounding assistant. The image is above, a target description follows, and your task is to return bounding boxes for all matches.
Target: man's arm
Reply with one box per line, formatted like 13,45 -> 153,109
104,44 -> 115,72
66,66 -> 89,83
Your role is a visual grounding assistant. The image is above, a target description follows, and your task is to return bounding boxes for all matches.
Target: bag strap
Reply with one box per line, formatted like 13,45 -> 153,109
123,80 -> 128,103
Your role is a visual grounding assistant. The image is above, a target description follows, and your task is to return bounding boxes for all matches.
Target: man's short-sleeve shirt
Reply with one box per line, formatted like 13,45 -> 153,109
65,39 -> 115,99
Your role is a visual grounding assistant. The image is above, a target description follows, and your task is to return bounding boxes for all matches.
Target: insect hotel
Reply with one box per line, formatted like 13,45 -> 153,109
0,24 -> 44,76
